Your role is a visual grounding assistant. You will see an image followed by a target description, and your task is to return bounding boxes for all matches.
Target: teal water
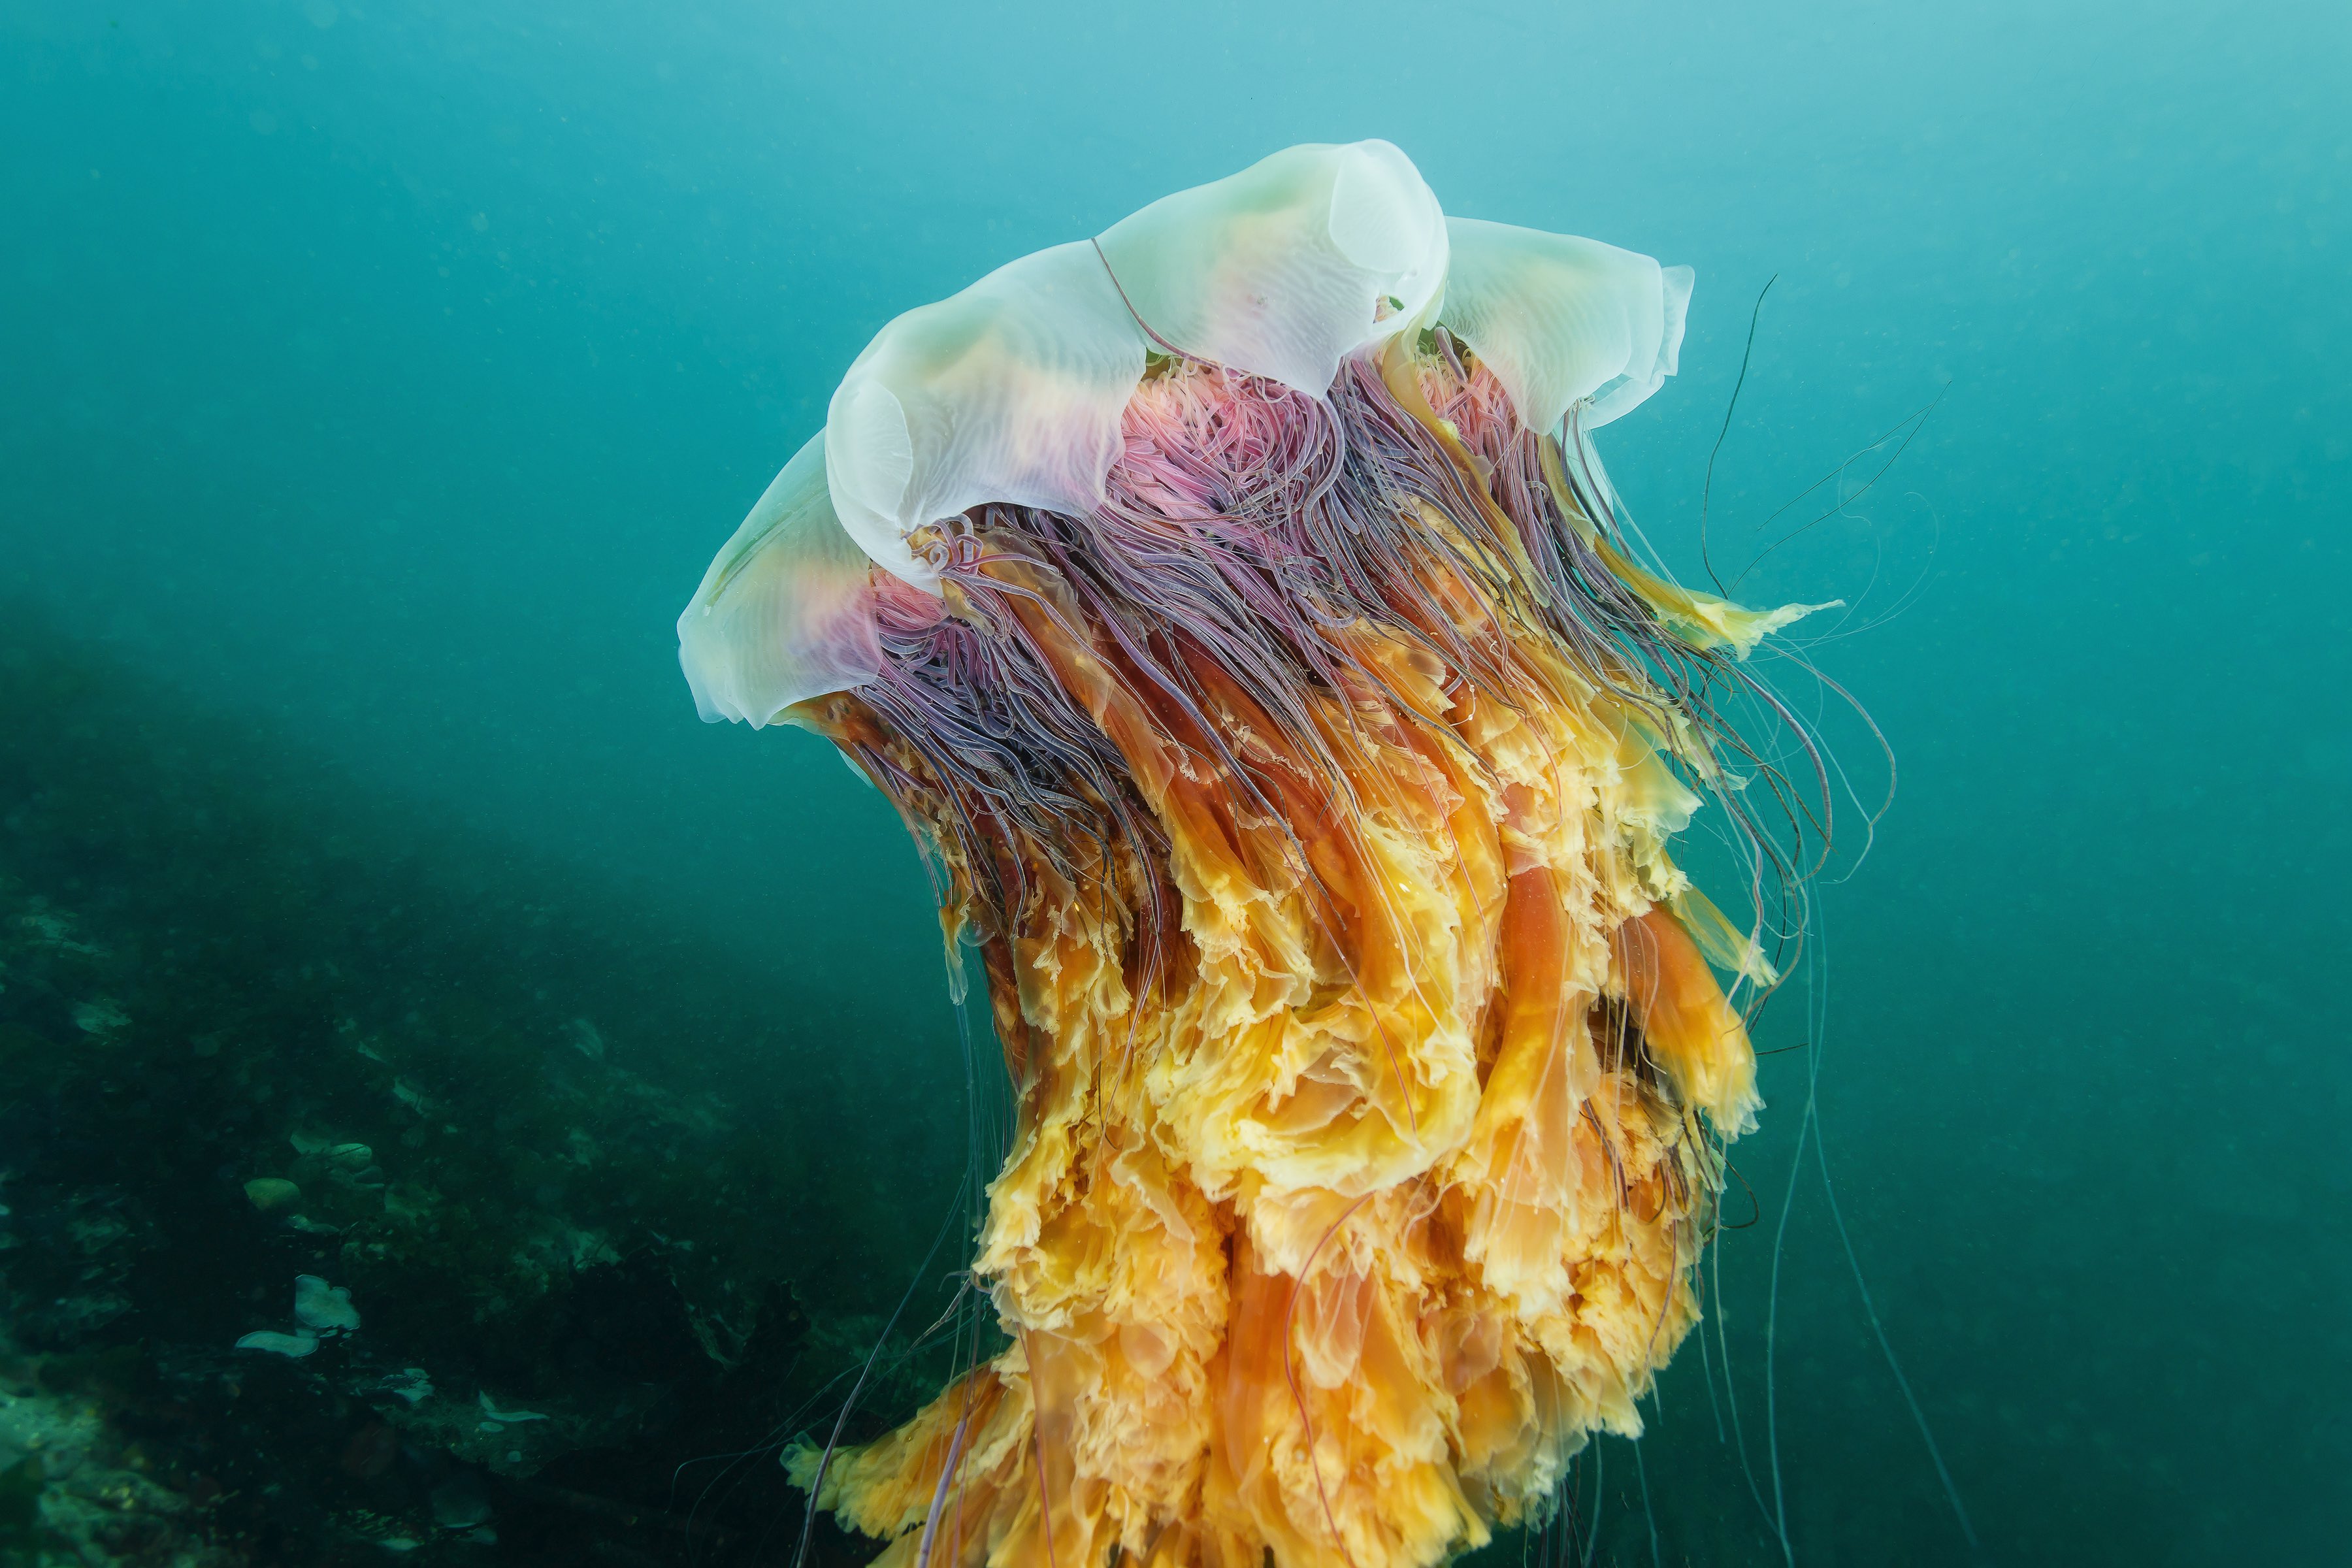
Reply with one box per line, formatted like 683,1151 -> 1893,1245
2,1 -> 2345,1563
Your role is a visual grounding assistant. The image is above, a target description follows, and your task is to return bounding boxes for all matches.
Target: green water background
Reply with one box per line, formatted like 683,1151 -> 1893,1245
3,1 -> 2346,1561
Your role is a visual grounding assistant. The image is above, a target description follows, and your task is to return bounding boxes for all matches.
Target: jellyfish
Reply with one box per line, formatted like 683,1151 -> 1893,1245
679,142 -> 1823,1568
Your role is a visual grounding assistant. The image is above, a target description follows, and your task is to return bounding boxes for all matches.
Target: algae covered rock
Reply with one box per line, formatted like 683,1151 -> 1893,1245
241,1177 -> 301,1213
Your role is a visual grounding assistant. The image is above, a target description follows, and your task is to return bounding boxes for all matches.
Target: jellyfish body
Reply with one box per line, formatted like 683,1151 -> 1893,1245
680,142 -> 1814,1568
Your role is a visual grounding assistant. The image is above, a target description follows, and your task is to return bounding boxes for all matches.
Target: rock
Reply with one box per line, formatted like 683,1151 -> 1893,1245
243,1177 -> 301,1213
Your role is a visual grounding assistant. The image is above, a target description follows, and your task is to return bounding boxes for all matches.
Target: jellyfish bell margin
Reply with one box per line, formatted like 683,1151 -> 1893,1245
676,140 -> 1825,1568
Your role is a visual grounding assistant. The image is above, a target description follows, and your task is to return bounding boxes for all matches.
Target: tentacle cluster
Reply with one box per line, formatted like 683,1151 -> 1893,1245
785,336 -> 1797,1568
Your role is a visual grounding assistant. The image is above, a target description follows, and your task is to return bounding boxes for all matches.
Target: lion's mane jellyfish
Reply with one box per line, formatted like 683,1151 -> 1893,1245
679,142 -> 1822,1568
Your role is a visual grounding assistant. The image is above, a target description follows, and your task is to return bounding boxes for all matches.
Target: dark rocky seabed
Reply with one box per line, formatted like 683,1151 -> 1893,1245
0,614 -> 968,1567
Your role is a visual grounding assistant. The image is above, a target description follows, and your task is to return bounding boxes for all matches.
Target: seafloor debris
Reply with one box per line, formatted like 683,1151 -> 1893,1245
475,1391 -> 547,1426
235,1274 -> 359,1358
294,1274 -> 362,1334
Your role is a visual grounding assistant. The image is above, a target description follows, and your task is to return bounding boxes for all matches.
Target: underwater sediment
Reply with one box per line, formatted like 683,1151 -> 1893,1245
681,142 -> 1819,1568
